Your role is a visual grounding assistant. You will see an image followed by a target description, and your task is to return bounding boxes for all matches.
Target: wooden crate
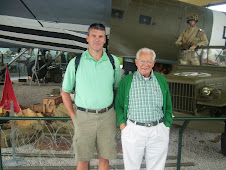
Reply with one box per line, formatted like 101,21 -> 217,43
42,95 -> 62,113
43,96 -> 63,106
30,104 -> 43,113
43,112 -> 55,117
43,104 -> 57,113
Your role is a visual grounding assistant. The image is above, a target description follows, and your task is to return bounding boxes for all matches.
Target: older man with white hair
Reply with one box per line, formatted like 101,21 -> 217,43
115,47 -> 173,170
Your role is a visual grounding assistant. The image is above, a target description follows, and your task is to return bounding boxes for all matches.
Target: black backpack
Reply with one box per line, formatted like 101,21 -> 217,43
74,53 -> 115,74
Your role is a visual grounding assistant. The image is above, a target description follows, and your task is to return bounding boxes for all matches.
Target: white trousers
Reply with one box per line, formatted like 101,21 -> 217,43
121,120 -> 169,170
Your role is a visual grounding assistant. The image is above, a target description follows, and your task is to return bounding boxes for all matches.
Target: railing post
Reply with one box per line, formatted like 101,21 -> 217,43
224,120 -> 226,133
0,127 -> 3,170
177,120 -> 189,170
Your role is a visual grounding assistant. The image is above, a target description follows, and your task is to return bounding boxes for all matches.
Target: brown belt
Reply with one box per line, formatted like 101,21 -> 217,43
77,103 -> 113,114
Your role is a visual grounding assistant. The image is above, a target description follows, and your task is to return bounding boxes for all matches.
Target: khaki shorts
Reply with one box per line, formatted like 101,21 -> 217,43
72,107 -> 117,161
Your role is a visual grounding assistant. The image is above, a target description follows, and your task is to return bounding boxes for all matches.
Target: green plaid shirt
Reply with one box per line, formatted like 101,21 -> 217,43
127,70 -> 164,123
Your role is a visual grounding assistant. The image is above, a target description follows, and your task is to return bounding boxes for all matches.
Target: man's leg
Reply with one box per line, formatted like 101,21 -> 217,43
77,161 -> 89,170
98,156 -> 109,170
145,123 -> 169,170
180,51 -> 189,65
191,51 -> 200,65
121,120 -> 145,170
96,108 -> 117,160
73,110 -> 97,164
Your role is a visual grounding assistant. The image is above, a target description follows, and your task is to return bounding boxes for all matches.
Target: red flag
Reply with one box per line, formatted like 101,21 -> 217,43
0,65 -> 21,112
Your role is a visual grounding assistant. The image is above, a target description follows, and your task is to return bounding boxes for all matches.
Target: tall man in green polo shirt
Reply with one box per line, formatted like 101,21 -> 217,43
115,48 -> 173,170
61,23 -> 121,170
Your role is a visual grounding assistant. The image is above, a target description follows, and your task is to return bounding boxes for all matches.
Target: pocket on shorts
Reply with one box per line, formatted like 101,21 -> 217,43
73,135 -> 78,150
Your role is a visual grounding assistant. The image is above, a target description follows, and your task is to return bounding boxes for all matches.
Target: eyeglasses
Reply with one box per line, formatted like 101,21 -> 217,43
138,60 -> 153,64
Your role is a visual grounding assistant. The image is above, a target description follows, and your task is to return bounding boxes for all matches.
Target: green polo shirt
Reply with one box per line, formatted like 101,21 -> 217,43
62,50 -> 121,110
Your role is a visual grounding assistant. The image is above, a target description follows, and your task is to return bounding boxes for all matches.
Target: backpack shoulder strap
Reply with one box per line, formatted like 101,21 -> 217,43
106,53 -> 115,70
75,52 -> 115,75
75,53 -> 82,75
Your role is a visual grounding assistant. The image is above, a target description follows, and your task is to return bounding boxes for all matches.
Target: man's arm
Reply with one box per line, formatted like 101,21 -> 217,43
115,77 -> 127,130
164,79 -> 173,128
61,57 -> 77,120
190,30 -> 208,50
197,31 -> 208,47
61,90 -> 75,120
175,30 -> 185,47
120,123 -> 126,131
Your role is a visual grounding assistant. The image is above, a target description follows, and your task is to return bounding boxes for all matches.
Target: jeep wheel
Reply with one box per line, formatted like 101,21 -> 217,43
27,60 -> 47,79
53,73 -> 62,83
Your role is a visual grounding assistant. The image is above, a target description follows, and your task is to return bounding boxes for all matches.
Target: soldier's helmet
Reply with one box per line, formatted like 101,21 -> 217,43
187,13 -> 198,23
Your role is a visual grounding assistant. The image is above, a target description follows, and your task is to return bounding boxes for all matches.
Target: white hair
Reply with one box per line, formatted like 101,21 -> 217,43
136,48 -> 156,60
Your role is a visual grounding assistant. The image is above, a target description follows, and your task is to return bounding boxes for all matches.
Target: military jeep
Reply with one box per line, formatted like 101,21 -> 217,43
166,46 -> 226,130
165,46 -> 226,154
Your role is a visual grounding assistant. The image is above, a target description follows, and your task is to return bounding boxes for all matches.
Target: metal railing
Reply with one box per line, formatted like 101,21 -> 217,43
0,116 -> 225,170
173,117 -> 226,170
178,46 -> 226,67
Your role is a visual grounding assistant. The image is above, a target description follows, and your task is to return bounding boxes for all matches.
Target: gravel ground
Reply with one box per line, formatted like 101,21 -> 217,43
0,78 -> 62,108
0,78 -> 226,169
167,126 -> 226,170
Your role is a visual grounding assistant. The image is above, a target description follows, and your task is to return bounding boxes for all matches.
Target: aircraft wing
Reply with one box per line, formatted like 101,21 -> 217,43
0,0 -> 111,52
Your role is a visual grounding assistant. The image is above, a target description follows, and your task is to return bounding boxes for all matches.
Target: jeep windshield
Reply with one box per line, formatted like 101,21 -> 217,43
178,46 -> 226,67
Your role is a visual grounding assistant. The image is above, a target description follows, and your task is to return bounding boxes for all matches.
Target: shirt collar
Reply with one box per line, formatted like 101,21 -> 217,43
84,50 -> 108,62
135,69 -> 153,80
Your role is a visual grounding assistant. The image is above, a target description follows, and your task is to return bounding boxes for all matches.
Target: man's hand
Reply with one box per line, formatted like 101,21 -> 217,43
61,90 -> 75,120
120,123 -> 126,131
189,45 -> 196,51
